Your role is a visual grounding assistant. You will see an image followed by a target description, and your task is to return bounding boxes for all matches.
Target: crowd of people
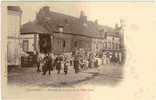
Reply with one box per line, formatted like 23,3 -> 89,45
33,49 -> 122,75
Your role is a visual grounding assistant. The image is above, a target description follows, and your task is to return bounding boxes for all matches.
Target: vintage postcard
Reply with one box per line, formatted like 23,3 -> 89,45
1,1 -> 156,100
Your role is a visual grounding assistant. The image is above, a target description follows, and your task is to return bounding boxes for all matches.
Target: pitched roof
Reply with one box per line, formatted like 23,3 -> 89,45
98,25 -> 114,33
21,20 -> 48,34
97,24 -> 121,37
42,11 -> 102,38
21,7 -> 118,38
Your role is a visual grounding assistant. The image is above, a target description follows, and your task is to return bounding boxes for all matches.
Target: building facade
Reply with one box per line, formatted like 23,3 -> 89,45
20,6 -> 124,63
7,6 -> 22,66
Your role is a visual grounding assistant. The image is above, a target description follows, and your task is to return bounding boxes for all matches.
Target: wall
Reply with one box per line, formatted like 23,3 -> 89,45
71,35 -> 92,51
7,10 -> 21,66
91,38 -> 105,53
53,33 -> 72,54
53,33 -> 92,54
20,34 -> 35,52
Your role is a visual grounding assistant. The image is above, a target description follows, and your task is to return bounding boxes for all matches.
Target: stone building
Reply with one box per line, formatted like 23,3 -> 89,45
20,6 -> 124,62
20,20 -> 49,53
7,6 -> 22,67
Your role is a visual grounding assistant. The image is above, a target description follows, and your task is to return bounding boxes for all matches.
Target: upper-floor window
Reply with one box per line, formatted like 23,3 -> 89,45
59,26 -> 64,33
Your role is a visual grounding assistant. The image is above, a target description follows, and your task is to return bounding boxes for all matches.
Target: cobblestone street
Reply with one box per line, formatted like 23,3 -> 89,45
8,64 -> 123,87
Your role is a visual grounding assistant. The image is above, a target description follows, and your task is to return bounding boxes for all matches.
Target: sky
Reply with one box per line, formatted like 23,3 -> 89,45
19,2 -> 156,30
19,2 -> 156,46
20,2 -> 129,27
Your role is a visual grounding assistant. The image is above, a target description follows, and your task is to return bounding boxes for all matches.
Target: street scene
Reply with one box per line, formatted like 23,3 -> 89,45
7,5 -> 125,87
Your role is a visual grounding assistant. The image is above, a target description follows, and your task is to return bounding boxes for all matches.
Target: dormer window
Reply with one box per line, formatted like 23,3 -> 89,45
58,26 -> 64,33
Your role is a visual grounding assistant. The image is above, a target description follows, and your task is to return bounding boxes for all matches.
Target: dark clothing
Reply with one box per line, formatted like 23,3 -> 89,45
88,60 -> 93,68
81,63 -> 84,69
53,57 -> 58,68
111,55 -> 115,63
74,60 -> 79,73
33,54 -> 41,72
115,57 -> 119,63
43,55 -> 52,75
33,54 -> 37,63
54,57 -> 62,74
64,64 -> 68,75
70,60 -> 73,66
95,59 -> 99,68
56,62 -> 61,74
36,62 -> 41,72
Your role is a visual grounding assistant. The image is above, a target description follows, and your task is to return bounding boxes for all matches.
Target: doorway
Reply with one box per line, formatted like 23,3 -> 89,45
39,34 -> 51,53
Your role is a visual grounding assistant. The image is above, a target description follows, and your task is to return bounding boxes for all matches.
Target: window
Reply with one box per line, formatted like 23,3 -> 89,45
74,41 -> 78,47
116,43 -> 118,50
63,40 -> 66,48
104,42 -> 106,49
23,40 -> 28,52
108,42 -> 111,49
57,39 -> 61,49
59,40 -> 62,49
112,42 -> 114,49
59,26 -> 63,33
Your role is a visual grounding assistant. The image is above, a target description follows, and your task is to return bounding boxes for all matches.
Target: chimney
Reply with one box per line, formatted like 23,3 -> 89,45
95,19 -> 98,25
80,10 -> 87,23
42,6 -> 50,13
37,6 -> 50,23
115,23 -> 119,29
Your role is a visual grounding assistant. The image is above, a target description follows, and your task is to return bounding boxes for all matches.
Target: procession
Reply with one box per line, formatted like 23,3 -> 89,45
32,48 -> 122,76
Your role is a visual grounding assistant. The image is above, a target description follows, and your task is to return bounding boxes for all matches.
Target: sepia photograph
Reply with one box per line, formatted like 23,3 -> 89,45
6,4 -> 125,87
2,2 -> 156,100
